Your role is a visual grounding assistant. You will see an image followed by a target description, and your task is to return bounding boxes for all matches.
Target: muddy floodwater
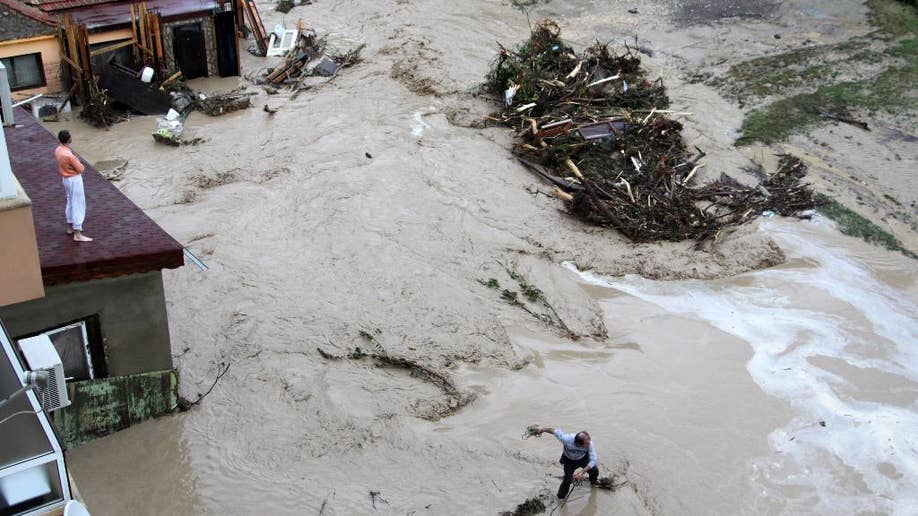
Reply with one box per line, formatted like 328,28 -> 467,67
53,0 -> 916,514
67,220 -> 917,515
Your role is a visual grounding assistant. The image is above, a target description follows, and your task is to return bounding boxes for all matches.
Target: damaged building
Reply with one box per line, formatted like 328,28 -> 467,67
0,96 -> 186,448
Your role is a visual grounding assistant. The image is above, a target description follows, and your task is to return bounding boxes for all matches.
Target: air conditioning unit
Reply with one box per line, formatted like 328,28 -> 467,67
17,335 -> 71,412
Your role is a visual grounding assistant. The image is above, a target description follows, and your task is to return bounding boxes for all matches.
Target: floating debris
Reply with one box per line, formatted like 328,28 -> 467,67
196,91 -> 255,116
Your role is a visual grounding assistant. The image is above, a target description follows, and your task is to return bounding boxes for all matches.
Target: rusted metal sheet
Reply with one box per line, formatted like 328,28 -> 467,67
534,118 -> 572,139
53,369 -> 177,448
577,119 -> 628,140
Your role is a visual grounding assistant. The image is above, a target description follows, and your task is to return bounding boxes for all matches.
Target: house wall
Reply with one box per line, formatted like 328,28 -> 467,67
0,178 -> 44,307
87,28 -> 133,45
0,35 -> 62,97
0,271 -> 173,377
162,15 -> 218,77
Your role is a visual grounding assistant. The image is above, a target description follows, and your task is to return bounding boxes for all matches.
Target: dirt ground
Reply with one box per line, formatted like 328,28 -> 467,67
54,0 -> 916,514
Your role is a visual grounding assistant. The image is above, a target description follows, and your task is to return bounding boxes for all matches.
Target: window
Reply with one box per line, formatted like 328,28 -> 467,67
44,322 -> 94,381
16,317 -> 106,382
0,53 -> 46,91
267,30 -> 298,57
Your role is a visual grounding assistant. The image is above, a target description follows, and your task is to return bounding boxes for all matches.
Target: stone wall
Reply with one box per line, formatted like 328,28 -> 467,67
162,15 -> 218,78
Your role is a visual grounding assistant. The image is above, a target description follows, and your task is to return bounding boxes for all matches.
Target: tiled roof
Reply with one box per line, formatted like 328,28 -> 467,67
4,107 -> 184,286
29,0 -> 118,13
0,0 -> 55,41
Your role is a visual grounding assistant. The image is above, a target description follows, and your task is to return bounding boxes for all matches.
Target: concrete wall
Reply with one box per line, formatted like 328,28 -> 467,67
0,271 -> 173,377
0,35 -> 62,97
86,28 -> 133,46
0,178 -> 44,307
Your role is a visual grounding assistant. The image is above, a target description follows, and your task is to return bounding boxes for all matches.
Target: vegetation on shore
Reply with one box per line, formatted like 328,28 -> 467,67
724,0 -> 918,145
815,194 -> 917,259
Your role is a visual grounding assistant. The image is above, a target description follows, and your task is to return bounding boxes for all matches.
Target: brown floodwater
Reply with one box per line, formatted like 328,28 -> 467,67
54,0 -> 916,514
67,218 -> 917,515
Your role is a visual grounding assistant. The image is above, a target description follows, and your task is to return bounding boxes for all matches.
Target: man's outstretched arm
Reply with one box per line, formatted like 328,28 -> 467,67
536,426 -> 573,443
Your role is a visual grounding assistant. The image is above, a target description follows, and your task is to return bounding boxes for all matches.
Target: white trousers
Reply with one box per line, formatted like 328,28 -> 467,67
62,175 -> 86,231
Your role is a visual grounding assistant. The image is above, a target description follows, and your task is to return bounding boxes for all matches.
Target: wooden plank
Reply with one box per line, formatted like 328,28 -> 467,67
59,53 -> 83,75
243,0 -> 268,54
138,4 -> 148,62
57,83 -> 78,112
89,39 -> 136,57
64,16 -> 85,100
78,25 -> 92,81
130,4 -> 139,62
153,14 -> 164,68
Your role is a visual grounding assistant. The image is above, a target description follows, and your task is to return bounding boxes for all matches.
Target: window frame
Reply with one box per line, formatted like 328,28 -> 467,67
14,316 -> 107,382
43,322 -> 94,381
0,53 -> 47,91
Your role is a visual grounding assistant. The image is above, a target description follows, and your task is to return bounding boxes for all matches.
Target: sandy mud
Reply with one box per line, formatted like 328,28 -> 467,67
48,0 -> 916,514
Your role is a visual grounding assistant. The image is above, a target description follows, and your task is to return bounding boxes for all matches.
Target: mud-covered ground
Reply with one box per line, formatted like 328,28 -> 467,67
53,0 -> 916,514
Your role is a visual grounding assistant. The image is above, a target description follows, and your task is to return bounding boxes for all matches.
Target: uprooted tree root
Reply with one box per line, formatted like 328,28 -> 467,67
501,496 -> 547,516
484,21 -> 820,243
79,91 -> 125,127
317,343 -> 476,420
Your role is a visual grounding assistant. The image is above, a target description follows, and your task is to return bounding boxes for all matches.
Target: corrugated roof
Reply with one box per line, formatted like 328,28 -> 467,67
4,107 -> 184,286
66,0 -> 218,29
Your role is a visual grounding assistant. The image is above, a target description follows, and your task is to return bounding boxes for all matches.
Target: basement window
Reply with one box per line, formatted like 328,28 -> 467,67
17,317 -> 107,382
0,53 -> 46,91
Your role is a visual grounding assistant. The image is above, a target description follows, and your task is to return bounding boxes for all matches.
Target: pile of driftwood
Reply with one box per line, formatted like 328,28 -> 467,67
484,21 -> 818,242
262,30 -> 364,91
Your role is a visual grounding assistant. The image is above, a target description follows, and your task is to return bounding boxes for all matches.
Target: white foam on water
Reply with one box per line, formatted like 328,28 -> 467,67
411,111 -> 431,137
563,220 -> 918,514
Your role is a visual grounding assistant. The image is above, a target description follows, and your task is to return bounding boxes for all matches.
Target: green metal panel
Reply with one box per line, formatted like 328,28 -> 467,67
53,369 -> 177,448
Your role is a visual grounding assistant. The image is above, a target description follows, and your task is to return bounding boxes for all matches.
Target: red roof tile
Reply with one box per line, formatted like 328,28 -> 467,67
30,0 -> 119,13
4,107 -> 184,286
0,0 -> 55,40
0,0 -> 54,22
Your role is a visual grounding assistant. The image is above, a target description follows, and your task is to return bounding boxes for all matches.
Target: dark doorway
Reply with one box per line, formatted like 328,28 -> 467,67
213,11 -> 239,77
172,22 -> 207,79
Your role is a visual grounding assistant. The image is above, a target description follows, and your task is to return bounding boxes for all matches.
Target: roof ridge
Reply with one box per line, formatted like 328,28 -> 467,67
0,0 -> 55,25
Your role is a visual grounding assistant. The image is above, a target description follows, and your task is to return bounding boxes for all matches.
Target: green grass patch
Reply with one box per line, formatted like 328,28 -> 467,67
736,82 -> 864,145
816,194 -> 917,258
731,0 -> 917,145
867,0 -> 918,37
888,36 -> 918,59
736,59 -> 917,145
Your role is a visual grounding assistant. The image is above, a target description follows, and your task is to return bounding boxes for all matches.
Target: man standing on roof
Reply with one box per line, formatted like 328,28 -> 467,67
55,130 -> 92,242
534,426 -> 599,499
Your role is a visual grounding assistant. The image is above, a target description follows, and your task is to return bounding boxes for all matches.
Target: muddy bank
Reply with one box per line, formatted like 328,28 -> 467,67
54,0 -> 917,514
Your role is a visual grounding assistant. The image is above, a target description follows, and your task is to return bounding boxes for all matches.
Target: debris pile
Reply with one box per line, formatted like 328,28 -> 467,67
500,496 -> 546,516
196,91 -> 255,116
261,29 -> 364,91
484,21 -> 819,242
79,91 -> 124,127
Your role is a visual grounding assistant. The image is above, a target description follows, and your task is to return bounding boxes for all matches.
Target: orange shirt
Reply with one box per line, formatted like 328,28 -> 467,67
55,145 -> 85,178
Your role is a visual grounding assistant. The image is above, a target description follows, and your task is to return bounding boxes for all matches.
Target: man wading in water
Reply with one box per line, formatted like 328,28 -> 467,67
534,426 -> 599,498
